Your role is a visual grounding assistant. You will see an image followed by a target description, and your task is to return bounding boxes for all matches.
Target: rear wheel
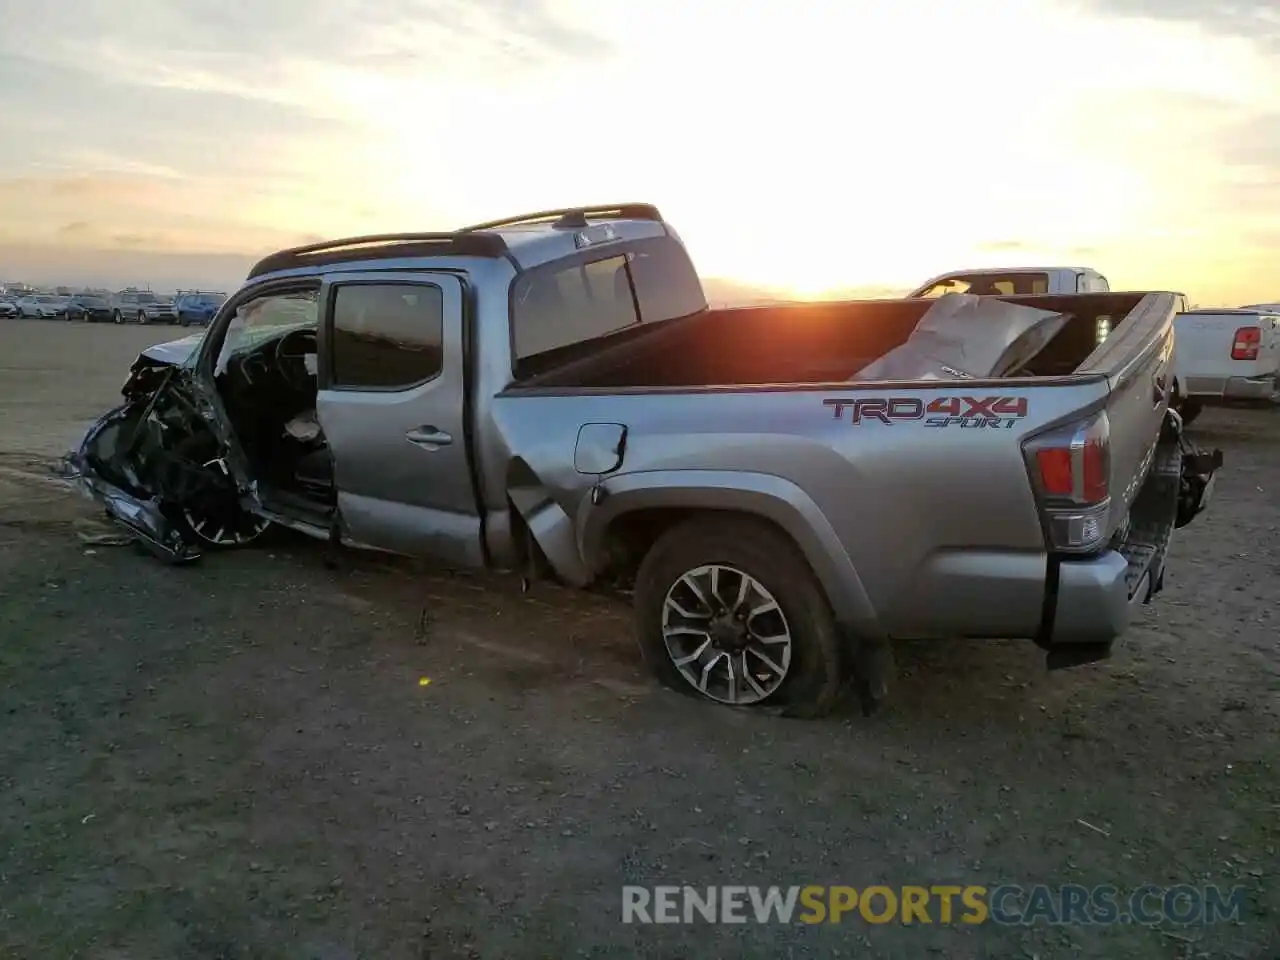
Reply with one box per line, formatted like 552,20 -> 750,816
633,517 -> 846,718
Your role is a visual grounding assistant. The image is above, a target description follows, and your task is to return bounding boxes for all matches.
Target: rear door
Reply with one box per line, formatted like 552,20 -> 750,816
315,272 -> 483,567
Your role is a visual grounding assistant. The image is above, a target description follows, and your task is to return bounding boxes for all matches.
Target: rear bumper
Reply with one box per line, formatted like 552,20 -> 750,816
1185,374 -> 1277,401
1224,375 -> 1276,401
1048,551 -> 1144,645
1045,426 -> 1223,649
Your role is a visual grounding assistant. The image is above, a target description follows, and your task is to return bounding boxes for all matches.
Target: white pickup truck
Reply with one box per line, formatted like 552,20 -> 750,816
1171,307 -> 1280,423
908,267 -> 1111,299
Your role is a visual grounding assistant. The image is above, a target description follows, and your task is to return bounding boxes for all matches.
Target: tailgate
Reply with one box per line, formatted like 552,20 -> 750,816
1079,293 -> 1177,537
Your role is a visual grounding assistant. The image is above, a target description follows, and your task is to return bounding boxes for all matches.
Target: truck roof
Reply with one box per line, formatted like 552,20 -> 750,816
246,203 -> 671,280
930,266 -> 1093,277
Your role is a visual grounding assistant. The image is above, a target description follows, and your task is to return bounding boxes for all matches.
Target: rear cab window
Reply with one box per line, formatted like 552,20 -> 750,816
509,235 -> 706,376
915,272 -> 1050,298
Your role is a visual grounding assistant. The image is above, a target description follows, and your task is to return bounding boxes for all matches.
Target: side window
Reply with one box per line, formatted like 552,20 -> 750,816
215,288 -> 319,376
331,283 -> 443,390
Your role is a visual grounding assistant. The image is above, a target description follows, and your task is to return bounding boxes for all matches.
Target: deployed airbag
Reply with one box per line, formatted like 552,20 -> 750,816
850,293 -> 1070,381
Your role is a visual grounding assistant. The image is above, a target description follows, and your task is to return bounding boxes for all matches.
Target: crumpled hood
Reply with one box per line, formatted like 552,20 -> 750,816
140,332 -> 206,367
138,323 -> 308,369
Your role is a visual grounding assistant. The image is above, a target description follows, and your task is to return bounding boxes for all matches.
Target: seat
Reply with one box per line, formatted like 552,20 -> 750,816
283,410 -> 322,442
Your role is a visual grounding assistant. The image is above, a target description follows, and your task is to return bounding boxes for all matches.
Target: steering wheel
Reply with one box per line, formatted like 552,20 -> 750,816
274,329 -> 318,392
237,351 -> 268,386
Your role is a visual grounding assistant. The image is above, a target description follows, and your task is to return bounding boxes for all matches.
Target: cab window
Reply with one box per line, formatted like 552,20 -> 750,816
510,235 -> 706,370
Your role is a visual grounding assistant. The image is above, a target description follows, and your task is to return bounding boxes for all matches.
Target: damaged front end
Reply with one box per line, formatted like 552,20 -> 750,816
71,356 -> 262,563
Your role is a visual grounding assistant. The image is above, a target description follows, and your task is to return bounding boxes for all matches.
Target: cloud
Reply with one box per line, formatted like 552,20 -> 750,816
0,175 -> 161,203
1216,111 -> 1280,168
1073,0 -> 1280,50
58,151 -> 186,181
111,233 -> 171,250
0,0 -> 609,119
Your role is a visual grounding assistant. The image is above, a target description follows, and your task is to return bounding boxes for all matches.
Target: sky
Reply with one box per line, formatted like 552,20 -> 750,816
0,0 -> 1277,305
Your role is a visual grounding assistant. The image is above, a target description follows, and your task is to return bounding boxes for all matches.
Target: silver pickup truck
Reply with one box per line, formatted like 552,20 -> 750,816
73,203 -> 1222,718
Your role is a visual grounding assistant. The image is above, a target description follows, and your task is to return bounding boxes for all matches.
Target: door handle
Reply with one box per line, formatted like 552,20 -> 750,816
405,427 -> 452,448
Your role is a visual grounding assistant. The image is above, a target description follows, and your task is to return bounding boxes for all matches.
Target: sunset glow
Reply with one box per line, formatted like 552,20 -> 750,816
1,0 -> 1277,304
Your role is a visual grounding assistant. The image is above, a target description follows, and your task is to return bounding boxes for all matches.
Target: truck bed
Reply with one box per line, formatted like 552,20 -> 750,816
521,292 -> 1145,388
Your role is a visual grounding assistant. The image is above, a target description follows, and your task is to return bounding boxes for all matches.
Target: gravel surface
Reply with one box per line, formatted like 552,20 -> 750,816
0,317 -> 1276,959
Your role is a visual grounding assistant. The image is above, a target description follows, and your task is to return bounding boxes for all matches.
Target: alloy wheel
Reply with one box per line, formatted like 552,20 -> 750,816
661,563 -> 793,705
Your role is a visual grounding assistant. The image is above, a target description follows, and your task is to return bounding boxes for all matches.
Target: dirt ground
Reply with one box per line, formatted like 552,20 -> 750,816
0,317 -> 1276,959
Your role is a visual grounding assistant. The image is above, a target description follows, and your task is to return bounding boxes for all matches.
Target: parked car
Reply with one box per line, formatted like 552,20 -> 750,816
72,203 -> 1222,717
0,298 -> 17,319
909,267 -> 1111,298
1171,307 -> 1280,424
174,292 -> 226,327
18,294 -> 68,319
111,290 -> 176,324
66,293 -> 113,323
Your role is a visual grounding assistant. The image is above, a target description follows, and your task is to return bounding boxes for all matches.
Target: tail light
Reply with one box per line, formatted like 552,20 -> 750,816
1023,411 -> 1111,552
1231,326 -> 1260,361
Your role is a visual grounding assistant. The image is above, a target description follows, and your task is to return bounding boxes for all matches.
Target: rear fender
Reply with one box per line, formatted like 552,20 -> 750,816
579,469 -> 883,637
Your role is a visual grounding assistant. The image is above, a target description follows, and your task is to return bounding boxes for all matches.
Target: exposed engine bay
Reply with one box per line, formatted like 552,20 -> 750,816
73,319 -> 332,561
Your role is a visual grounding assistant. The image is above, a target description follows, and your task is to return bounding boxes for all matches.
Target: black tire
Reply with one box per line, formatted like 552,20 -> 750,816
633,516 -> 847,718
1179,399 -> 1203,426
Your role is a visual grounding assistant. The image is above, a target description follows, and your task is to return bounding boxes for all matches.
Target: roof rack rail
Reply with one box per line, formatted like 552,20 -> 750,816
458,203 -> 663,232
247,231 -> 510,279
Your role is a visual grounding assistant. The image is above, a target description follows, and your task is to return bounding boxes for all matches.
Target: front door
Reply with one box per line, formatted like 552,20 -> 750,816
315,272 -> 482,567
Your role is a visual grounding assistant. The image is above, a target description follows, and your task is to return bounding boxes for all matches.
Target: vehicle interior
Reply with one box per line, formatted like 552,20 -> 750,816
210,292 -> 334,518
517,292 -> 1146,389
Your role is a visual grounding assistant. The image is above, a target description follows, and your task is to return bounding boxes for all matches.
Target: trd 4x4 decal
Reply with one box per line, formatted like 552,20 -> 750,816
823,396 -> 1029,428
